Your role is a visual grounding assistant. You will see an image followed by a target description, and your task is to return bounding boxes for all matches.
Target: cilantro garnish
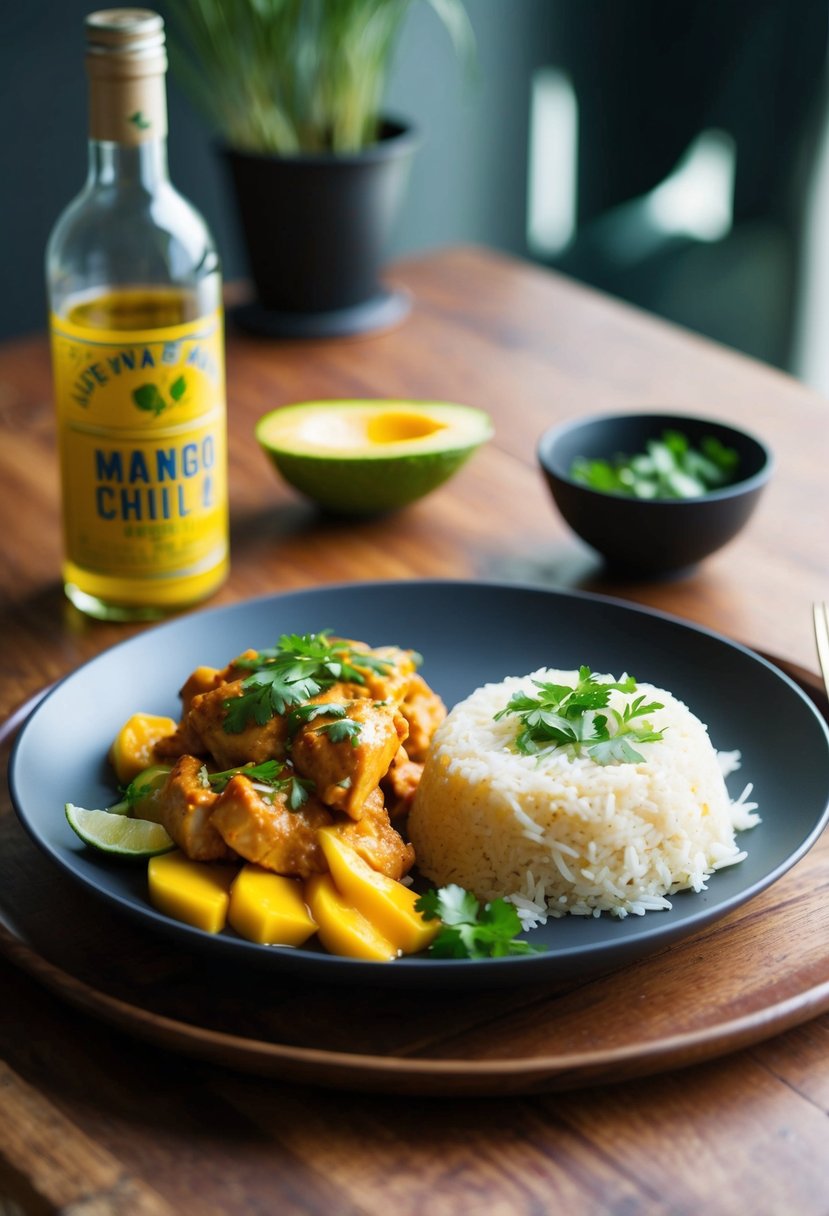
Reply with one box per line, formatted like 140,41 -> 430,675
315,718 -> 362,746
415,885 -> 542,959
289,701 -> 348,728
199,760 -> 313,808
287,775 -> 315,810
223,631 -> 392,733
286,701 -> 364,747
494,666 -> 665,765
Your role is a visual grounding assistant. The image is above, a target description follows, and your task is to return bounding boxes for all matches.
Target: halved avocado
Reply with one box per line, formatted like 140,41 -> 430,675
256,399 -> 493,515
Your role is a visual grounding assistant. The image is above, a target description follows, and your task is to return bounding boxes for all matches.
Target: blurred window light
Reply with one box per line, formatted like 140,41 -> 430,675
527,68 -> 578,256
790,82 -> 829,392
645,129 -> 736,241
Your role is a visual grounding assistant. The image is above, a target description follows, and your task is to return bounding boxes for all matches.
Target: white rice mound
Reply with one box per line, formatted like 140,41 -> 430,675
408,669 -> 760,926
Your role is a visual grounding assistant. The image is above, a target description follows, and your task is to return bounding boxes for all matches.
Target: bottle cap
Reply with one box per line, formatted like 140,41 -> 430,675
85,10 -> 166,61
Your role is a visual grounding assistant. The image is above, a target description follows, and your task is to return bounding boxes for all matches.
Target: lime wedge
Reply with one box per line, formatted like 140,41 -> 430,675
65,803 -> 175,858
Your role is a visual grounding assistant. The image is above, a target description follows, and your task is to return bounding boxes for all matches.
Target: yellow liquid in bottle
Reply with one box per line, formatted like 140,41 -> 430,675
67,286 -> 201,329
52,286 -> 229,621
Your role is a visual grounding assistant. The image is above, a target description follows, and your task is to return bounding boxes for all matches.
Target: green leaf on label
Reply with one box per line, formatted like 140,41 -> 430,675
129,111 -> 151,130
133,384 -> 167,416
169,375 -> 187,402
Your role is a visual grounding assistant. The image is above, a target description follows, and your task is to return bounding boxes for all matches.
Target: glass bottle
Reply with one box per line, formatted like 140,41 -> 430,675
46,8 -> 229,621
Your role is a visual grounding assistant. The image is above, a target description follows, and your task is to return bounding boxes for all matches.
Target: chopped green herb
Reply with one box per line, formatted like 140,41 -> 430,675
315,717 -> 362,746
570,429 -> 739,499
415,885 -> 542,959
287,775 -> 314,810
287,701 -> 354,738
200,759 -> 285,792
223,631 -> 392,733
494,666 -> 665,765
198,760 -> 313,809
289,701 -> 349,726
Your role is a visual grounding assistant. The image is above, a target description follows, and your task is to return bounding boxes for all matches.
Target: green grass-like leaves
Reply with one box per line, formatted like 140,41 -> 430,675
165,0 -> 475,154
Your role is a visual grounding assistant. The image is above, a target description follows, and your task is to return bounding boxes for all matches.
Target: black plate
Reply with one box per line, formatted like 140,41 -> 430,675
9,580 -> 829,989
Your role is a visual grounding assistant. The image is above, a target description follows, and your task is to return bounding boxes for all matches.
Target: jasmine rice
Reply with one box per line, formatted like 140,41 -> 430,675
408,669 -> 760,926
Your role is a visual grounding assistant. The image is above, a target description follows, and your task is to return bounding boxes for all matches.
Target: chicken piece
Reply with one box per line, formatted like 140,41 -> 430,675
334,788 -> 415,880
147,754 -> 235,861
290,698 -> 408,818
347,643 -> 420,706
308,641 -> 419,709
210,776 -> 332,878
398,673 -> 446,762
155,665 -> 223,760
381,745 -> 425,819
185,678 -> 292,769
180,665 -> 224,712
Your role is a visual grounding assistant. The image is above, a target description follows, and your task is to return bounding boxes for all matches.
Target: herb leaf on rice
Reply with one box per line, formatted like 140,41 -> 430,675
494,665 -> 665,765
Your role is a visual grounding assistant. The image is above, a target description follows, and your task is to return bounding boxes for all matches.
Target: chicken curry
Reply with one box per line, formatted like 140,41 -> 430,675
108,631 -> 446,951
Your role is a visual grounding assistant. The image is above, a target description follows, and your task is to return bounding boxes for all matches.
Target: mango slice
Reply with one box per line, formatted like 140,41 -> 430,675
305,873 -> 398,962
148,851 -> 238,934
319,827 -> 439,955
109,713 -> 177,785
228,864 -> 318,946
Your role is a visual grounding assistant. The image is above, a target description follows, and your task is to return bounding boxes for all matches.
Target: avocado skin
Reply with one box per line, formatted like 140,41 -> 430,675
263,444 -> 481,515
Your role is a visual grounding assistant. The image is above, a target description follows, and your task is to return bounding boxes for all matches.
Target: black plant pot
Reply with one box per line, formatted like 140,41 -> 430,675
222,119 -> 419,338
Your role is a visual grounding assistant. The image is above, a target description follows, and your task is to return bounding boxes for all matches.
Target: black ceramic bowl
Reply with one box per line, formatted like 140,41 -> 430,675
538,412 -> 773,576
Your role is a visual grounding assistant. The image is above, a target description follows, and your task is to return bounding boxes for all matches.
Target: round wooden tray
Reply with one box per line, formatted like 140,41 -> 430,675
2,657 -> 828,1096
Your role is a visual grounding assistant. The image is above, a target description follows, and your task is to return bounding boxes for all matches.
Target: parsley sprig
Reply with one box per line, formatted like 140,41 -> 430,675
288,701 -> 363,747
415,885 -> 542,959
494,666 -> 665,765
199,760 -> 313,809
223,631 -> 392,734
316,718 -> 363,746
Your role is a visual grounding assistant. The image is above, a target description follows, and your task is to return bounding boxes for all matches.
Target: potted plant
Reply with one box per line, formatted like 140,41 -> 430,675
166,0 -> 474,337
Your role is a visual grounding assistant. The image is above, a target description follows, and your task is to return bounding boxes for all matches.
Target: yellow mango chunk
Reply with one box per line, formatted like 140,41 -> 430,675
319,827 -> 439,955
148,851 -> 238,934
305,873 -> 398,962
109,713 -> 177,785
228,865 -> 318,947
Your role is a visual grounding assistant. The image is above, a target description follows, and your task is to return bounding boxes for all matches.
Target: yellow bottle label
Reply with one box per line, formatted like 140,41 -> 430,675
50,294 -> 228,606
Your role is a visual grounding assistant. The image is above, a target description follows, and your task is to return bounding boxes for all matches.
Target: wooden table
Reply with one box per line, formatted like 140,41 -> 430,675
2,247 -> 829,1214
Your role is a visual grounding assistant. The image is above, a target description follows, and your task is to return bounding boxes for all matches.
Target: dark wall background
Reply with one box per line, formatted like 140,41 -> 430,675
3,1 -> 828,380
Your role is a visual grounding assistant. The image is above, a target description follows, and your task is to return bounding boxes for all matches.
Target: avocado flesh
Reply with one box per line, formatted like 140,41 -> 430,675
256,400 -> 493,514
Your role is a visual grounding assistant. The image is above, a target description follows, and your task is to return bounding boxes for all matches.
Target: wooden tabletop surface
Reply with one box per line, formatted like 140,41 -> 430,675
2,246 -> 829,1214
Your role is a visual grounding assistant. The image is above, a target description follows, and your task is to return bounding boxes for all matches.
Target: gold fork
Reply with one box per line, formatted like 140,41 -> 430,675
812,603 -> 829,696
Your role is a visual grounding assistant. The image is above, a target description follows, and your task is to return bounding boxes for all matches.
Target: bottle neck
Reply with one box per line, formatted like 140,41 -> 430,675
86,49 -> 168,150
87,137 -> 170,191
